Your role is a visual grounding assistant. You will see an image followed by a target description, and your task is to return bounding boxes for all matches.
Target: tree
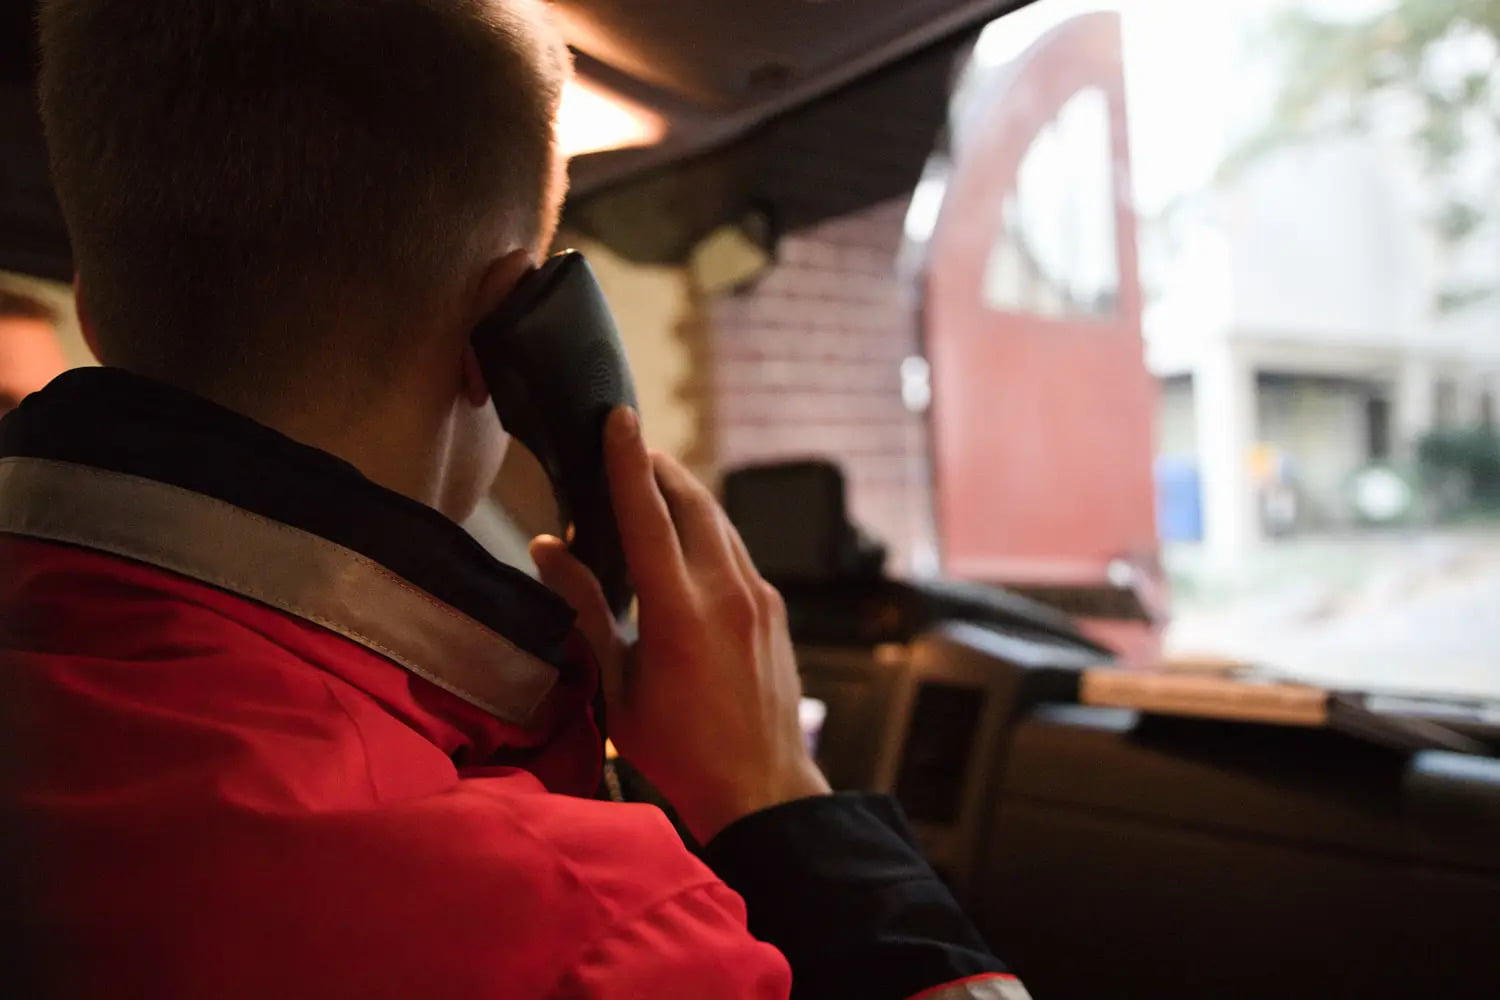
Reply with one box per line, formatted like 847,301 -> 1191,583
1228,0 -> 1500,311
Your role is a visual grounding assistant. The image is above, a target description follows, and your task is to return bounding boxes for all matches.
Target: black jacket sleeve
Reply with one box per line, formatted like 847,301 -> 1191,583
702,792 -> 1010,1000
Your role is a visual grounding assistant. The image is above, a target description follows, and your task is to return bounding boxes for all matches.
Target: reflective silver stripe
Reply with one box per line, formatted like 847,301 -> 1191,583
0,456 -> 558,726
915,975 -> 1033,1000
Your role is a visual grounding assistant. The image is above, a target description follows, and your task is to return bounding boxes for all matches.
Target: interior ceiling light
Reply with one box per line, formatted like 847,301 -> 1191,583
556,76 -> 667,158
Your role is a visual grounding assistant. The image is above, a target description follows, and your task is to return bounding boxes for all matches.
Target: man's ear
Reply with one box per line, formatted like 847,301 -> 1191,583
460,345 -> 490,407
459,248 -> 534,407
467,248 -> 534,328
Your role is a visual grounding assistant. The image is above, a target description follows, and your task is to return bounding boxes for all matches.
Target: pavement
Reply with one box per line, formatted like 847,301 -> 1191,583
1164,529 -> 1500,699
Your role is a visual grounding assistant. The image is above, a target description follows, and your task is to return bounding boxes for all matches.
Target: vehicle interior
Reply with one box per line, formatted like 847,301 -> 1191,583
4,1 -> 1498,997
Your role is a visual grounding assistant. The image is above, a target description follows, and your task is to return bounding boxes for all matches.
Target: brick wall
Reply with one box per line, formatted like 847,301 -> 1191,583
708,198 -> 935,573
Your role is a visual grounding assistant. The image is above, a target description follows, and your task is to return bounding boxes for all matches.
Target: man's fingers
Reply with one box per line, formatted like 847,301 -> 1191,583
603,408 -> 685,599
531,535 -> 623,707
724,520 -> 766,597
651,452 -> 739,572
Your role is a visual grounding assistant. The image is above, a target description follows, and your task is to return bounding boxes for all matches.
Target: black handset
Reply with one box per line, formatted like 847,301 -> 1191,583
472,251 -> 639,618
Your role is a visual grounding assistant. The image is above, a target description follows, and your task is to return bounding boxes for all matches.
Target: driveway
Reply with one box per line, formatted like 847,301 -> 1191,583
1165,529 -> 1500,699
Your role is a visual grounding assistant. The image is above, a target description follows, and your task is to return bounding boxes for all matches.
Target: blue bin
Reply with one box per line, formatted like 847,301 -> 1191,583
1155,456 -> 1203,543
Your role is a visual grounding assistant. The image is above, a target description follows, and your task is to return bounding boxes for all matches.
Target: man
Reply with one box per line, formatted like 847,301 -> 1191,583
1,2 -> 1025,997
0,288 -> 69,417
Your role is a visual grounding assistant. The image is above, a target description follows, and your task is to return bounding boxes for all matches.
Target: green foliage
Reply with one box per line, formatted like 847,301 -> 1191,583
1228,0 -> 1500,312
1418,425 -> 1500,506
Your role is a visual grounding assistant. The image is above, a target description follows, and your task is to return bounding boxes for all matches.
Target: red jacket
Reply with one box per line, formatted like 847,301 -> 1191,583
2,369 -> 1022,1000
2,531 -> 792,998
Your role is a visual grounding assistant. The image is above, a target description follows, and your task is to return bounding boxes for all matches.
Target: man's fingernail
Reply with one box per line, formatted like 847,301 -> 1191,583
608,407 -> 638,444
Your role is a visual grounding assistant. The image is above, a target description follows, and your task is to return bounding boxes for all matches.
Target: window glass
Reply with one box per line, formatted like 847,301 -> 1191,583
948,0 -> 1500,700
983,87 -> 1120,318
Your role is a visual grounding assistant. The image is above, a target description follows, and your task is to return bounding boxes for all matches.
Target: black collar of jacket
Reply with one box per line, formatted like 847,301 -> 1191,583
0,366 -> 575,666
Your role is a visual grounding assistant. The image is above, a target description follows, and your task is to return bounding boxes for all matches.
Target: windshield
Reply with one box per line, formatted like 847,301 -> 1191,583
924,0 -> 1500,699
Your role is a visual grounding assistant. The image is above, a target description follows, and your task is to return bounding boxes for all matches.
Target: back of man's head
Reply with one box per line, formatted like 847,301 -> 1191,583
39,0 -> 568,395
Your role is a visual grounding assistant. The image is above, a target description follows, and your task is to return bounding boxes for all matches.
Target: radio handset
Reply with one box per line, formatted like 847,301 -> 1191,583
471,251 -> 638,619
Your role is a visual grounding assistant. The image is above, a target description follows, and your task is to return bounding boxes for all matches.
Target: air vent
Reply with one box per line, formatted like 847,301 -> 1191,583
894,682 -> 984,824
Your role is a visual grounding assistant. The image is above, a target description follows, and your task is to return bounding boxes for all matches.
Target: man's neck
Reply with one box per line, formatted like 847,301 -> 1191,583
180,370 -> 454,513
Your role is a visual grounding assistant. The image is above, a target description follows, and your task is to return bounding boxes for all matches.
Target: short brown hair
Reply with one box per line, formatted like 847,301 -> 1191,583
39,0 -> 568,389
0,288 -> 60,326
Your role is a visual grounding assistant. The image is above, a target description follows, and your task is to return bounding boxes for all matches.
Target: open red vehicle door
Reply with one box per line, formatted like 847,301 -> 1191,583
924,12 -> 1162,661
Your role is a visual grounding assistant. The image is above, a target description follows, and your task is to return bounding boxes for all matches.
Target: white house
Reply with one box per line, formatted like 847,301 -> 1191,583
1148,134 -> 1500,563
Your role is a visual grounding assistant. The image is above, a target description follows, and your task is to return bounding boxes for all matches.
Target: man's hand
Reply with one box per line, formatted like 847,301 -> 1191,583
530,407 -> 830,843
